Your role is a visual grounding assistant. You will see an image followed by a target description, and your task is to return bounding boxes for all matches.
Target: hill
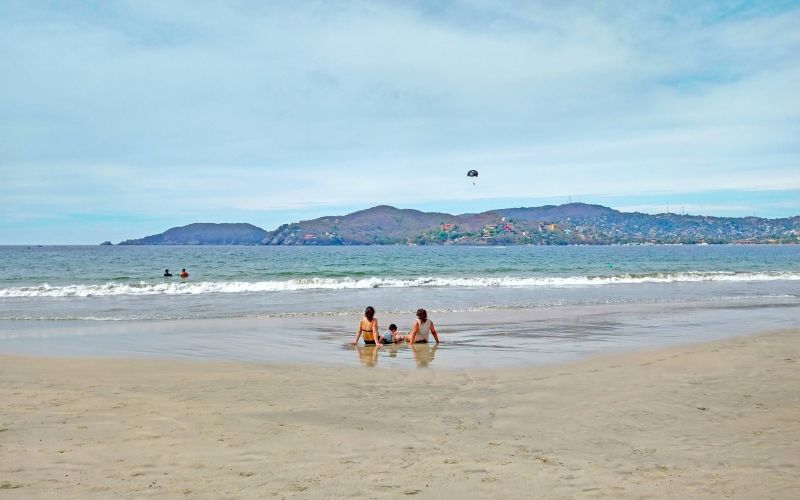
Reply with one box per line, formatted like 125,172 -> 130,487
263,205 -> 497,245
115,204 -> 800,245
490,203 -> 619,221
119,223 -> 267,245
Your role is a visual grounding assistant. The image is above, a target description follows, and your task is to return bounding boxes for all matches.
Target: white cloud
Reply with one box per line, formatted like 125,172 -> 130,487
0,0 -> 798,242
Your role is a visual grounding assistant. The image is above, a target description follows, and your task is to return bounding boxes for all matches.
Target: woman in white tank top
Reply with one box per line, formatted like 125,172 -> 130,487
407,308 -> 440,344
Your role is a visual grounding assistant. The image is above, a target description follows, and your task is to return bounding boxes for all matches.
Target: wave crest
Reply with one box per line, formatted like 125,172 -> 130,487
1,272 -> 799,298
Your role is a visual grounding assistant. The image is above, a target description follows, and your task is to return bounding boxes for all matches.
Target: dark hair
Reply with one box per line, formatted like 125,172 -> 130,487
388,323 -> 397,331
364,306 -> 375,321
416,308 -> 427,321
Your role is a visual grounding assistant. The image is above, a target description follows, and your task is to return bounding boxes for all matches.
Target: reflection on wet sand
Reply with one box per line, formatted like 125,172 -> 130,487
410,343 -> 438,367
355,345 -> 379,366
353,342 -> 439,367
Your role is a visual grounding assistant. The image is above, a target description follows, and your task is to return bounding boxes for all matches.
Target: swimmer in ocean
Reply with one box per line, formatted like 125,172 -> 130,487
164,269 -> 172,277
179,268 -> 189,279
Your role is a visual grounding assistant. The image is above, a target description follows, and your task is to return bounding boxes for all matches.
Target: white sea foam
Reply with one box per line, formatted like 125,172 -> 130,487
1,272 -> 799,298
0,294 -> 796,323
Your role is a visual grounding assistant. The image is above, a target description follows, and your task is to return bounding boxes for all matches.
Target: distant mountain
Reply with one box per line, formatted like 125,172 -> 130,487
119,223 -> 267,245
263,205 -> 498,245
490,203 -> 619,221
116,204 -> 800,245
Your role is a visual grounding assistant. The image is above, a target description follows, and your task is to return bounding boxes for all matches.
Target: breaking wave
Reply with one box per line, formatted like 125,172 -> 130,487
1,271 -> 799,298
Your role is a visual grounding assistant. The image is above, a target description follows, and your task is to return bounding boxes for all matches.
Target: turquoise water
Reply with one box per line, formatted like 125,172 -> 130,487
0,245 -> 799,320
2,245 -> 799,287
0,245 -> 798,366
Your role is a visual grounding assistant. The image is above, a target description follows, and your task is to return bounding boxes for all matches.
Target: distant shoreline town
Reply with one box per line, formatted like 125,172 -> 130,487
114,203 -> 800,246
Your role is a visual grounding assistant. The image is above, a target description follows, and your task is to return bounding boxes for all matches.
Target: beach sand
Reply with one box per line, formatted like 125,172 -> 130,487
1,329 -> 798,498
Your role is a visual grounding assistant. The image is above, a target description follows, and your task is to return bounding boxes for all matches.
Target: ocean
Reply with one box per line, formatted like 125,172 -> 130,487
1,245 -> 798,367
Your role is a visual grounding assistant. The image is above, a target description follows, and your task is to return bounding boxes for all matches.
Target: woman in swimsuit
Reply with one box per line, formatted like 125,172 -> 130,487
351,306 -> 382,346
406,308 -> 440,345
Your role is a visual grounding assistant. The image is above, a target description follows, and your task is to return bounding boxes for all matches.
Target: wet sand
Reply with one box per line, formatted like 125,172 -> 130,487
2,299 -> 798,368
1,329 -> 798,498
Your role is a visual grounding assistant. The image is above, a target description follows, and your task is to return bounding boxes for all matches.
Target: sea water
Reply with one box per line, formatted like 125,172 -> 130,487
0,245 -> 798,367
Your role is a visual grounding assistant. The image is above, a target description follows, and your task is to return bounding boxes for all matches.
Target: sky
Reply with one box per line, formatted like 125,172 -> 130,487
1,0 -> 799,244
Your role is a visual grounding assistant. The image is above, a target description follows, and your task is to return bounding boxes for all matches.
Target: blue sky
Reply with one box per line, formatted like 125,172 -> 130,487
1,0 -> 798,244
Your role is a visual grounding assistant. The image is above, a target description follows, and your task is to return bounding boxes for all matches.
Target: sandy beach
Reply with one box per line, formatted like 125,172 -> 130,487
1,329 -> 798,498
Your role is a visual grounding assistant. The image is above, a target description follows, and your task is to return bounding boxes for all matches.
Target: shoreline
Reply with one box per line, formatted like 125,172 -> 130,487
1,328 -> 798,498
2,298 -> 798,368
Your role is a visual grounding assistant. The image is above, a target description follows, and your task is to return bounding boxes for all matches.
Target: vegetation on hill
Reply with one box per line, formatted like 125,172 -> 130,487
119,223 -> 267,245
116,204 -> 800,245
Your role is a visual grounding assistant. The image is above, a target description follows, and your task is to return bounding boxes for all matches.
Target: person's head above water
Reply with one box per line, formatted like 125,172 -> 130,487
364,306 -> 375,321
416,308 -> 428,322
388,323 -> 397,332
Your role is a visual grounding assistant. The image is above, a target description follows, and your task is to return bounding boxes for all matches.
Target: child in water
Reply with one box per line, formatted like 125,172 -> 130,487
382,324 -> 404,344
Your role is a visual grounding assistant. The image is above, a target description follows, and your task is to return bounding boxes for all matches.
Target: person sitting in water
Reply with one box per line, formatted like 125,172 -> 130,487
351,306 -> 381,346
163,269 -> 172,277
406,308 -> 440,344
179,268 -> 189,279
382,323 -> 404,344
